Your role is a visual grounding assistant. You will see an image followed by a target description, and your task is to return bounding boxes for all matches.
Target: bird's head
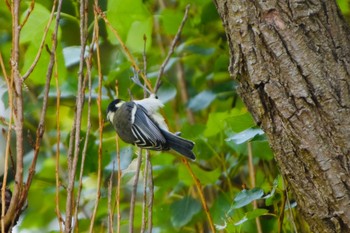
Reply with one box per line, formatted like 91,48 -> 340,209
106,99 -> 125,123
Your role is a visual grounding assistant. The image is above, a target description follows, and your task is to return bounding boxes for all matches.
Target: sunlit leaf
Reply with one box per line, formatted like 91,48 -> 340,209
225,128 -> 264,144
232,188 -> 264,209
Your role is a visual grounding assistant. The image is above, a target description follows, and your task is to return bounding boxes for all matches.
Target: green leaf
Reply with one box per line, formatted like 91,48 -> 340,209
160,9 -> 184,35
232,188 -> 264,209
170,196 -> 201,227
188,90 -> 216,111
225,128 -> 264,144
204,111 -> 231,137
225,112 -> 255,132
234,208 -> 268,226
107,0 -> 152,47
126,17 -> 153,53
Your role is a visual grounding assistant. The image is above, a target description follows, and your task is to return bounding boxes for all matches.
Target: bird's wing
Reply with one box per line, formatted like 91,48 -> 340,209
131,103 -> 167,150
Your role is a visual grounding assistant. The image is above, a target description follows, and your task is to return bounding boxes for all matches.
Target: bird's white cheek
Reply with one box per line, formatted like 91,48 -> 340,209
107,112 -> 115,123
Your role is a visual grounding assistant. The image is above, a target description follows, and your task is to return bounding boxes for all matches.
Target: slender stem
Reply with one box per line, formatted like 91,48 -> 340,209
96,7 -> 153,92
182,159 -> 215,232
154,4 -> 191,93
248,141 -> 262,233
146,151 -> 154,233
108,166 -> 114,233
141,152 -> 149,233
3,0 -> 23,230
89,8 -> 104,231
129,150 -> 143,233
65,0 -> 88,231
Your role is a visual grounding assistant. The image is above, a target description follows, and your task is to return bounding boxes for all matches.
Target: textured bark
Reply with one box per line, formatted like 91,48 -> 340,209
214,0 -> 350,232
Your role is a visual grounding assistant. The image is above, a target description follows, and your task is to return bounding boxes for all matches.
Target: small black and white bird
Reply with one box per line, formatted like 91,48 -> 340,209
107,95 -> 196,160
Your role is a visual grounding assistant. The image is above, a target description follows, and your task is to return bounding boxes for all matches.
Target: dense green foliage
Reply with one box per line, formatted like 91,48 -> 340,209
0,0 -> 349,232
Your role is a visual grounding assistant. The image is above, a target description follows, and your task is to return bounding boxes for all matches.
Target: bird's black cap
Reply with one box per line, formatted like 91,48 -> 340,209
107,99 -> 122,114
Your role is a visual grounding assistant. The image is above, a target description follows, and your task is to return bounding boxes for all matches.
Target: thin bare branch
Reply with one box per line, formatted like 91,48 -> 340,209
146,151 -> 154,233
22,0 -> 56,80
182,159 -> 216,232
176,62 -> 195,124
54,50 -> 63,232
108,164 -> 114,233
24,0 -> 61,196
95,6 -> 153,92
248,142 -> 262,233
0,50 -> 13,233
154,4 -> 190,93
141,152 -> 149,233
20,0 -> 35,29
65,0 -> 89,231
89,7 -> 104,231
3,0 -> 24,230
129,150 -> 143,233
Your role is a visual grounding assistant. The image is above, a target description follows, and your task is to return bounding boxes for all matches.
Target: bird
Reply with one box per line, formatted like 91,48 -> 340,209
106,95 -> 196,160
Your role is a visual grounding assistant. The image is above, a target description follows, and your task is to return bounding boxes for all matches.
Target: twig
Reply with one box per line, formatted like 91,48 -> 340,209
141,151 -> 149,233
129,149 -> 143,233
182,159 -> 216,232
248,141 -> 262,233
0,50 -> 12,233
281,177 -> 298,233
176,62 -> 195,124
111,81 -> 121,233
154,4 -> 191,93
3,0 -> 24,230
24,0 -> 61,197
108,164 -> 114,233
115,131 -> 121,233
95,6 -> 153,92
20,0 -> 35,29
89,9 -> 104,231
54,67 -> 63,233
65,0 -> 89,231
22,0 -> 56,80
146,151 -> 154,233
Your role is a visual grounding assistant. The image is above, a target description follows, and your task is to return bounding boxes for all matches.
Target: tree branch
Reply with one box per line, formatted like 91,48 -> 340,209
154,4 -> 190,93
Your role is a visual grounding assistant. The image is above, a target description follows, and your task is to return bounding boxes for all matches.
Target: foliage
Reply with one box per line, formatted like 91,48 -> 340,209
0,0 -> 348,232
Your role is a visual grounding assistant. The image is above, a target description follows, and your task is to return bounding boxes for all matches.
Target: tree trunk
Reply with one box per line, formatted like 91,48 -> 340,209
214,0 -> 350,232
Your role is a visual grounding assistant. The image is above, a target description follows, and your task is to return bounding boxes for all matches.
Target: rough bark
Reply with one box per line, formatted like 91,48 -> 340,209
214,0 -> 350,232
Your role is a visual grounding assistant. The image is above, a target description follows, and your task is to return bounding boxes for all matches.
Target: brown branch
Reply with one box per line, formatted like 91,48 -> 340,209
107,165 -> 114,233
129,149 -> 143,233
115,133 -> 121,233
20,0 -> 35,29
64,0 -> 89,231
176,62 -> 195,124
248,141 -> 262,233
24,0 -> 61,197
22,0 -> 56,80
154,4 -> 190,93
54,51 -> 63,232
89,8 -> 104,231
3,0 -> 24,231
146,151 -> 154,233
182,159 -> 216,233
73,52 -> 93,232
96,6 -> 153,92
0,51 -> 13,233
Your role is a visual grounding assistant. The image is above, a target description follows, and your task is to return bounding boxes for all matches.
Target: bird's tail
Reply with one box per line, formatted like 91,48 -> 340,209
160,129 -> 196,160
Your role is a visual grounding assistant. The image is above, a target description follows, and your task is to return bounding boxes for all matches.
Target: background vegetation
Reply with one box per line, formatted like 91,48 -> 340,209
0,0 -> 349,232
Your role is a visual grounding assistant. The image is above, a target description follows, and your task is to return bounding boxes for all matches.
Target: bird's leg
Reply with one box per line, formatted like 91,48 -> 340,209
130,69 -> 153,96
